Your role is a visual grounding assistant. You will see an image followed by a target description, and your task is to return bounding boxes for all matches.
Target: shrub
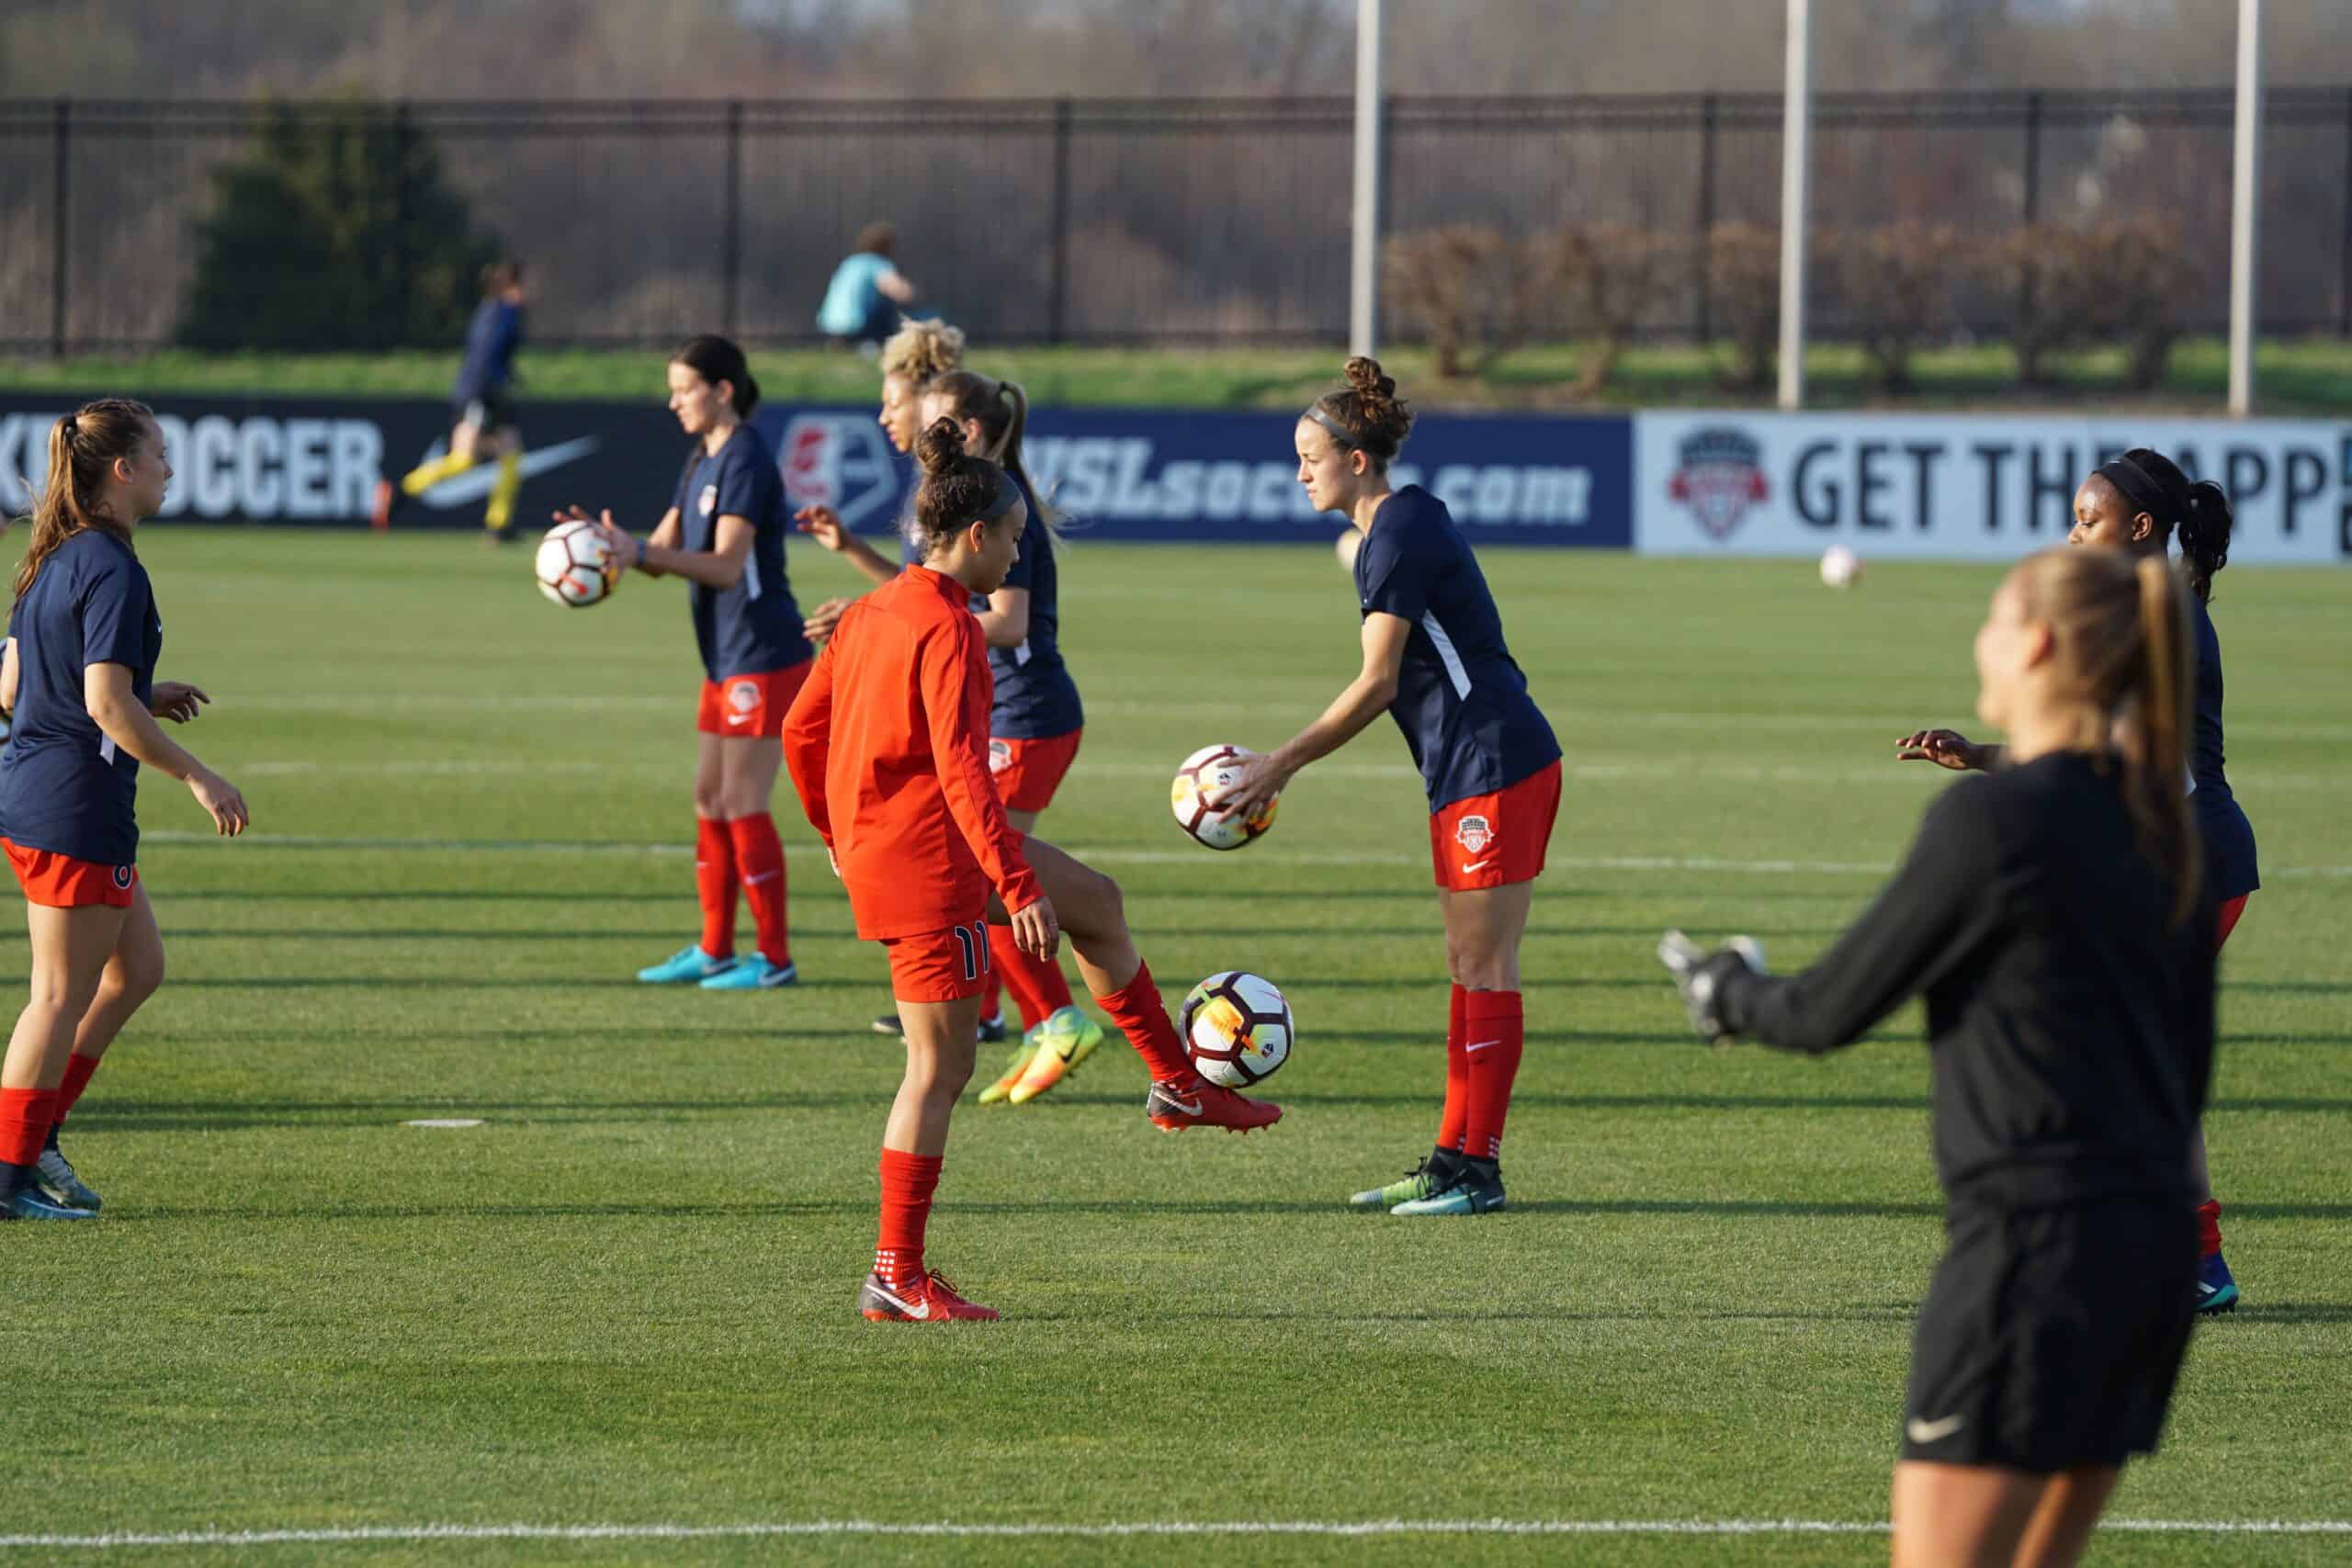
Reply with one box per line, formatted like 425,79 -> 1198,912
1838,221 -> 1967,392
1382,225 -> 1529,378
1705,222 -> 1781,391
1537,225 -> 1677,399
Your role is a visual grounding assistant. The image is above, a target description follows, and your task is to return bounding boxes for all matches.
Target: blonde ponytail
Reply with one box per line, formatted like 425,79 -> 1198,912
2130,554 -> 2200,925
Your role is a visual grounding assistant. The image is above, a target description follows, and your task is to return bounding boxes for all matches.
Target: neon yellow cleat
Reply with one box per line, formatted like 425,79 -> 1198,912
1007,1007 -> 1105,1104
976,1042 -> 1036,1105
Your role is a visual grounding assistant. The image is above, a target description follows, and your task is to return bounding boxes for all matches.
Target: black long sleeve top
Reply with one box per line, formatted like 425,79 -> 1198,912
1718,752 -> 2216,1212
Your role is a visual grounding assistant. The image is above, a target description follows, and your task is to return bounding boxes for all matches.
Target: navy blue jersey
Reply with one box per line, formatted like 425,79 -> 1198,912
452,299 -> 523,404
988,472 -> 1082,740
0,531 -> 161,864
2187,592 -> 2258,901
673,423 -> 811,682
1354,486 -> 1560,809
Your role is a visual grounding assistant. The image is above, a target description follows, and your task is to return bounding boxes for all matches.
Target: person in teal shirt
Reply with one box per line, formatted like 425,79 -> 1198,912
819,223 -> 919,345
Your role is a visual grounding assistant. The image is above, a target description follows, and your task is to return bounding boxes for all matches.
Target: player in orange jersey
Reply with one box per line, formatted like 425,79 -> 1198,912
784,419 -> 1279,1323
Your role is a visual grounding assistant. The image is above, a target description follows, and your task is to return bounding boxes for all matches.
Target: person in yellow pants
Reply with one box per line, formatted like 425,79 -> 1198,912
373,259 -> 528,539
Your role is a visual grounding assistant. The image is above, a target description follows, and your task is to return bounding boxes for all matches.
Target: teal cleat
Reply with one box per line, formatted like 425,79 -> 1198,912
699,954 -> 797,990
5,1181 -> 96,1221
1350,1155 -> 1449,1209
1392,1161 -> 1506,1216
639,944 -> 736,985
37,1145 -> 99,1212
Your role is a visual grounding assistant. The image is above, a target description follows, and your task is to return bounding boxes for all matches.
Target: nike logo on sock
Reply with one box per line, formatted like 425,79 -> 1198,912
1464,1039 -> 1502,1053
1905,1415 -> 1965,1443
743,871 -> 781,886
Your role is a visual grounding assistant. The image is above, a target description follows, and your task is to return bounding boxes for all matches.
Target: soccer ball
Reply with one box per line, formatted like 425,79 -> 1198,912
1170,744 -> 1277,851
537,520 -> 621,608
1819,545 -> 1861,590
1181,970 -> 1294,1088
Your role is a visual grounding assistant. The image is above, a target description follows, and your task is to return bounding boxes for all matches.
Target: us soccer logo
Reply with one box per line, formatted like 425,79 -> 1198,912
781,415 -> 902,530
1454,815 -> 1495,854
1667,427 -> 1770,540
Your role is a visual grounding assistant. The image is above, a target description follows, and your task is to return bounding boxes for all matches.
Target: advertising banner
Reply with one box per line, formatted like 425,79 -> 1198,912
1636,412 -> 2352,563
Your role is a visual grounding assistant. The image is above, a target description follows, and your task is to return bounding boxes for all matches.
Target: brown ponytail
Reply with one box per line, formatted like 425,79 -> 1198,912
2012,547 -> 2200,925
14,398 -> 153,603
925,369 -> 1063,540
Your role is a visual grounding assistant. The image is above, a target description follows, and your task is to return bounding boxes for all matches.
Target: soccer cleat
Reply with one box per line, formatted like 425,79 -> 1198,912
976,1043 -> 1036,1105
698,954 -> 797,990
1392,1163 -> 1507,1216
35,1146 -> 99,1212
638,944 -> 737,985
1350,1156 -> 1447,1210
369,479 -> 403,531
872,1011 -> 904,1036
2195,1251 -> 2240,1315
4,1182 -> 97,1221
858,1269 -> 999,1322
978,1010 -> 1009,1044
1006,1007 -> 1105,1105
1146,1075 -> 1282,1134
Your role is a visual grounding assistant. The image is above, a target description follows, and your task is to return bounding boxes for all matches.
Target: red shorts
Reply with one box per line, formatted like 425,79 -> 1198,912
2217,895 -> 2250,950
1430,761 -> 1562,891
4,839 -> 138,909
988,728 -> 1082,814
883,919 -> 994,1005
696,660 -> 814,739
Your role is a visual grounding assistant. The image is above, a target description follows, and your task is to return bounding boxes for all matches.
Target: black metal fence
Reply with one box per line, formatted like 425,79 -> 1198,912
3,89 -> 2350,354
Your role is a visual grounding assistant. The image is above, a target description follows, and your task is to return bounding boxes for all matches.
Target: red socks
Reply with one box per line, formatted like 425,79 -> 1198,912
726,814 -> 790,967
0,1088 -> 59,1168
1461,989 -> 1525,1162
1438,984 -> 1470,1152
876,1148 -> 943,1287
2197,1199 -> 2224,1258
990,926 -> 1077,1032
695,818 -> 737,958
1093,961 -> 1193,1083
53,1054 -> 99,1131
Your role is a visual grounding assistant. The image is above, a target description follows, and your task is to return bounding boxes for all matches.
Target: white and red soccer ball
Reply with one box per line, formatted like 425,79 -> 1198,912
536,520 -> 622,608
1170,744 -> 1277,851
1181,971 -> 1295,1088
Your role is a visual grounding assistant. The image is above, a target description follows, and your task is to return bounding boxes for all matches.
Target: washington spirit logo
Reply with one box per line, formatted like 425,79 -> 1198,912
1667,427 -> 1770,540
780,415 -> 902,530
988,739 -> 1013,775
727,681 -> 759,715
1454,815 -> 1495,854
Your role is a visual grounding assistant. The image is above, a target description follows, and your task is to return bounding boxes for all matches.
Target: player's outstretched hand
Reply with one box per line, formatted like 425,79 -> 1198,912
1209,751 -> 1289,821
1009,895 -> 1059,962
149,681 -> 210,724
1896,728 -> 1983,771
188,767 -> 249,838
1657,930 -> 1764,1046
803,596 -> 853,644
795,505 -> 851,552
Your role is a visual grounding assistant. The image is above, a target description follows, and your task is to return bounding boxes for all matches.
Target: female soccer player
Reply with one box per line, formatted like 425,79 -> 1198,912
1661,546 -> 2213,1568
1895,447 -> 2251,1314
783,420 -> 1278,1323
1218,357 -> 1561,1217
567,335 -> 809,991
373,259 -> 529,539
0,399 -> 248,1220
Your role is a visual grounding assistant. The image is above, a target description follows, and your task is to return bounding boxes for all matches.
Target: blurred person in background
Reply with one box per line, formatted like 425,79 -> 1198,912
373,259 -> 529,540
818,224 -> 919,350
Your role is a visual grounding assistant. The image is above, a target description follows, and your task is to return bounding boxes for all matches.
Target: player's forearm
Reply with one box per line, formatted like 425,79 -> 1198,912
88,695 -> 203,782
1273,675 -> 1396,774
974,609 -> 1028,649
840,537 -> 899,587
639,543 -> 744,591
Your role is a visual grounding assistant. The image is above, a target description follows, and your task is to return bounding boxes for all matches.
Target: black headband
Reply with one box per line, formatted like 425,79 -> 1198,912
976,465 -> 1020,523
2096,457 -> 2173,524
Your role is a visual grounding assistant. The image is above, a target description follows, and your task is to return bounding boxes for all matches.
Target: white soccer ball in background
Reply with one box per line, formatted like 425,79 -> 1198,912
1335,528 -> 1363,572
1181,970 -> 1295,1088
1819,545 -> 1861,591
537,520 -> 621,608
1170,743 -> 1277,851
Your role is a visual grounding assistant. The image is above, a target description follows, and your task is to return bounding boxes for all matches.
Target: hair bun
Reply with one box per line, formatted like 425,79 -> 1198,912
1343,355 -> 1394,400
915,416 -> 966,476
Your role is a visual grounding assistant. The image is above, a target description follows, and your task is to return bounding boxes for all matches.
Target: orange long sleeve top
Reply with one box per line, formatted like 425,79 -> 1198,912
782,565 -> 1043,941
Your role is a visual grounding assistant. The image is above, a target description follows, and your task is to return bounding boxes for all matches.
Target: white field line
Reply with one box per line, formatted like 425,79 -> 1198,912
129,830 -> 2352,880
215,694 -> 2352,743
4,1517 -> 2347,1551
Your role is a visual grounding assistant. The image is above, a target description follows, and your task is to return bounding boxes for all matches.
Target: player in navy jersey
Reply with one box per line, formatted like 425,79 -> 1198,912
561,335 -> 810,992
1896,447 -> 2253,1315
0,399 -> 248,1220
1219,358 -> 1562,1215
374,260 -> 529,539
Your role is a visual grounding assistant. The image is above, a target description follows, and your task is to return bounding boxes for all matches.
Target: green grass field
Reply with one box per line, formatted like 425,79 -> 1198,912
4,337 -> 2350,414
2,534 -> 2347,1566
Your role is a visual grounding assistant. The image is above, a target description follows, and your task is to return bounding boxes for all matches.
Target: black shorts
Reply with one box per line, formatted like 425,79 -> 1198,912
456,390 -> 518,434
1901,1200 -> 2195,1472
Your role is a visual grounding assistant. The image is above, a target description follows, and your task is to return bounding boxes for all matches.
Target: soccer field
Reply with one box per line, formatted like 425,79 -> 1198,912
4,533 -> 2347,1566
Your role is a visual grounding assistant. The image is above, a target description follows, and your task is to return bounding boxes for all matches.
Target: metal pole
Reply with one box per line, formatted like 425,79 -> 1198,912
2340,85 -> 2351,338
51,98 -> 68,359
721,100 -> 743,336
1049,96 -> 1072,343
1696,92 -> 1717,342
2228,0 -> 2263,415
1349,0 -> 1385,357
391,102 -> 413,349
1777,0 -> 1811,410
